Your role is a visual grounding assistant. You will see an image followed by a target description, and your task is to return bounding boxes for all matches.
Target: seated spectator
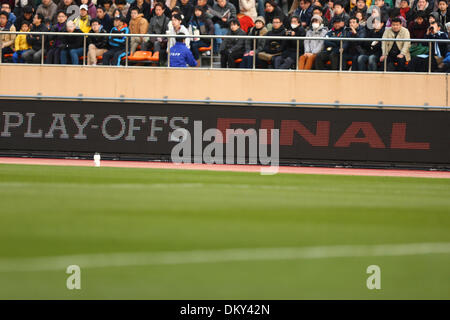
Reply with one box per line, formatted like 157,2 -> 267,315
189,5 -> 214,63
23,13 -> 48,63
437,0 -> 449,26
293,0 -> 313,28
386,8 -> 407,27
354,10 -> 366,26
142,3 -> 170,59
408,11 -> 429,57
36,0 -> 57,23
111,0 -> 130,18
330,1 -> 349,25
13,21 -> 31,63
408,20 -> 448,72
372,0 -> 389,21
0,10 -> 15,57
345,16 -> 367,70
87,18 -> 108,65
74,4 -> 92,33
412,0 -> 432,17
126,0 -> 151,23
169,32 -> 197,66
14,5 -> 33,30
357,16 -> 385,71
96,6 -> 113,32
60,20 -> 84,65
398,0 -> 413,25
12,0 -> 34,18
46,10 -> 67,64
311,5 -> 329,27
167,13 -> 190,52
178,0 -> 194,27
57,0 -> 75,18
80,0 -> 97,19
210,0 -> 237,52
239,0 -> 257,22
128,7 -> 149,54
273,15 -> 306,69
315,16 -> 346,70
103,0 -> 114,17
299,14 -> 327,69
240,15 -> 267,68
219,18 -> 245,68
149,0 -> 172,20
264,0 -> 286,30
350,0 -> 367,17
257,15 -> 286,67
102,15 -> 130,65
1,2 -> 16,26
381,17 -> 411,71
323,0 -> 334,24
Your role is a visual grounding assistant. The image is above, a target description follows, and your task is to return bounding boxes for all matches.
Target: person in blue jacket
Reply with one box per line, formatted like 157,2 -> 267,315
102,15 -> 130,66
169,33 -> 198,67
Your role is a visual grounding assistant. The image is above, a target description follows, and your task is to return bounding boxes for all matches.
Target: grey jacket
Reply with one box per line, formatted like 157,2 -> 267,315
304,26 -> 328,54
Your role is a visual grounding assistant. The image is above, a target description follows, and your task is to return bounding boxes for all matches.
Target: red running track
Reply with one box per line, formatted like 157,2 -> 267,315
0,157 -> 449,178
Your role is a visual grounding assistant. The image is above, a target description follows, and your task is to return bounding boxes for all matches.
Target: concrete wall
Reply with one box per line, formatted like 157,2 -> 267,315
0,65 -> 447,107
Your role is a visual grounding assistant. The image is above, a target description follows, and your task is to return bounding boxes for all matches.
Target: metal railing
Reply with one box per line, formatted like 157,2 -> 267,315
0,30 -> 449,73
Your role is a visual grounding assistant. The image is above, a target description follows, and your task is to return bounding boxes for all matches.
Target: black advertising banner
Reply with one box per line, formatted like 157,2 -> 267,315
0,99 -> 449,165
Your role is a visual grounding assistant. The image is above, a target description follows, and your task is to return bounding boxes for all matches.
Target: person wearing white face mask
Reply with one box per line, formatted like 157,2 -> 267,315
298,14 -> 328,69
273,15 -> 307,69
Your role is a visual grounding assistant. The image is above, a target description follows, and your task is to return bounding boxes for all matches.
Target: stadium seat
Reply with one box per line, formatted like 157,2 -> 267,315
198,46 -> 211,53
127,51 -> 153,62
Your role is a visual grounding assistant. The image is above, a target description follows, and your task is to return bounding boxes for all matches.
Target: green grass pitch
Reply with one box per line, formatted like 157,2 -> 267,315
0,163 -> 449,299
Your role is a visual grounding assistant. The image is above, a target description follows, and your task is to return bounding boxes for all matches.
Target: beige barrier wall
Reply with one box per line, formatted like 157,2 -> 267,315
0,65 -> 447,107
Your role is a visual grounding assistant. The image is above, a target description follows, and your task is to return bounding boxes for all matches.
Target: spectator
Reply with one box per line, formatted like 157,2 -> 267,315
167,13 -> 190,52
408,20 -> 448,71
36,0 -> 57,23
46,10 -> 67,64
273,15 -> 306,69
330,1 -> 349,25
373,0 -> 389,20
219,18 -> 245,68
80,0 -> 97,19
102,15 -> 130,65
111,0 -> 130,18
103,0 -> 114,17
74,4 -> 91,32
23,13 -> 48,63
240,15 -> 267,68
87,18 -> 108,65
315,16 -> 346,70
299,14 -> 328,70
293,0 -> 314,28
197,0 -> 214,19
142,2 -> 170,59
350,0 -> 367,17
59,20 -> 84,64
14,5 -> 33,30
386,7 -> 407,27
344,16 -> 367,70
211,0 -> 237,52
178,0 -> 194,27
398,0 -> 413,25
437,0 -> 449,26
0,10 -> 16,56
13,20 -> 31,62
408,10 -> 429,57
57,0 -> 75,19
128,6 -> 148,54
312,5 -> 329,27
323,0 -> 334,24
1,2 -> 15,26
354,10 -> 366,26
239,0 -> 257,22
381,17 -> 411,71
96,6 -> 113,31
149,0 -> 172,19
264,0 -> 286,30
189,5 -> 214,63
12,0 -> 34,18
357,16 -> 385,70
126,0 -> 151,22
257,15 -> 286,67
412,0 -> 432,16
169,32 -> 197,66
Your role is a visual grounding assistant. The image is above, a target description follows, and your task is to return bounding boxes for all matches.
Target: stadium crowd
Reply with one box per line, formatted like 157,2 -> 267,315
0,0 -> 449,71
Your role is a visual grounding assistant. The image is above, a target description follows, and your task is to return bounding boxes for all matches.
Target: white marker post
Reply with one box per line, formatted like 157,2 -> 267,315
94,152 -> 101,167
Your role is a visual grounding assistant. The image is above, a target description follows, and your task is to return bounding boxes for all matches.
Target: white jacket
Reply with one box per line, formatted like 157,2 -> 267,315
239,0 -> 257,22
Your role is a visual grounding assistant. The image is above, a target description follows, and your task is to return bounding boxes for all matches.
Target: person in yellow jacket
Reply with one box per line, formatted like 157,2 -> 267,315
73,4 -> 92,33
13,21 -> 32,63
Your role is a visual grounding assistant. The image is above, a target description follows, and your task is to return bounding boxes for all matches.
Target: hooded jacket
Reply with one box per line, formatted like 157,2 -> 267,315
304,25 -> 328,54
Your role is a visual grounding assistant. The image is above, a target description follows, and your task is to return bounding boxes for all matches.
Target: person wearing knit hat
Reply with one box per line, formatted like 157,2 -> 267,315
298,14 -> 327,70
240,15 -> 268,68
255,16 -> 265,25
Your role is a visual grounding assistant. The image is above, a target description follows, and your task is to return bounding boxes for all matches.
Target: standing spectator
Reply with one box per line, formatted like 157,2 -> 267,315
0,10 -> 16,56
102,15 -> 130,65
344,16 -> 366,70
80,0 -> 97,19
13,20 -> 31,62
315,16 -> 346,70
128,6 -> 148,54
381,17 -> 411,71
23,13 -> 48,63
87,18 -> 108,64
264,0 -> 286,30
59,20 -> 84,64
74,4 -> 92,32
189,5 -> 214,63
240,0 -> 257,22
273,15 -> 306,69
1,3 -> 16,26
36,0 -> 57,22
14,5 -> 33,30
299,14 -> 328,70
219,18 -> 245,68
211,0 -> 237,52
437,0 -> 449,26
46,10 -> 67,63
240,15 -> 267,68
169,32 -> 197,66
96,6 -> 113,31
357,16 -> 385,70
142,2 -> 170,59
257,15 -> 286,67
